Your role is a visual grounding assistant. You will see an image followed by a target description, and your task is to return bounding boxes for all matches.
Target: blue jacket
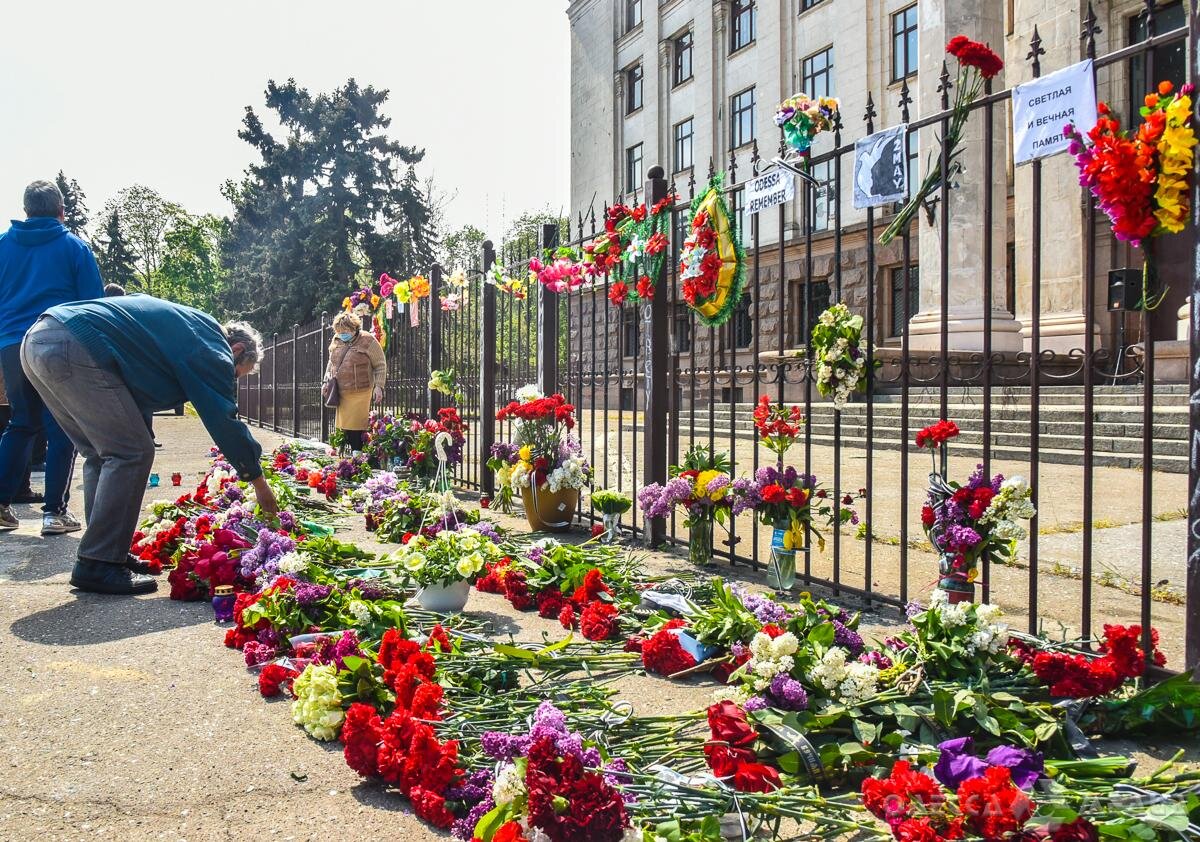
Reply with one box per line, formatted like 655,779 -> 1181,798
46,294 -> 263,480
0,217 -> 104,349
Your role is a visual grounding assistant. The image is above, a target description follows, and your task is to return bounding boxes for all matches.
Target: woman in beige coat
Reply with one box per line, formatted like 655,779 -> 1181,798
325,311 -> 387,451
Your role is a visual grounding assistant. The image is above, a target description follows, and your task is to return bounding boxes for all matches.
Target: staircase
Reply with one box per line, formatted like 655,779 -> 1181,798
669,385 -> 1190,472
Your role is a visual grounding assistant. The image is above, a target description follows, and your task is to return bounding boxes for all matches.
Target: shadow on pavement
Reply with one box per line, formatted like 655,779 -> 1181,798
10,592 -> 209,646
0,530 -> 82,583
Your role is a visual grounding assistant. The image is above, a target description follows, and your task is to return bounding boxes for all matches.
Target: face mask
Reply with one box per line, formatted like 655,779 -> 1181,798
337,332 -> 354,342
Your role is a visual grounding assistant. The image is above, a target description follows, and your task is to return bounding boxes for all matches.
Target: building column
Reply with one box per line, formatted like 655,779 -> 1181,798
613,71 -> 626,201
908,0 -> 1023,352
1009,0 -> 1096,353
659,39 -> 673,172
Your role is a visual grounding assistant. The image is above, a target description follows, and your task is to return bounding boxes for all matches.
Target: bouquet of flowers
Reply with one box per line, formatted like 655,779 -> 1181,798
751,395 -> 804,457
590,488 -> 632,543
638,444 -> 732,566
894,590 -> 1011,679
1066,81 -> 1195,309
810,304 -> 872,410
917,420 -> 1035,598
732,465 -> 858,554
428,368 -> 463,402
679,176 -> 745,327
774,93 -> 840,154
365,410 -> 413,468
404,407 -> 467,485
493,387 -> 591,494
879,35 -> 1004,245
385,527 -> 505,589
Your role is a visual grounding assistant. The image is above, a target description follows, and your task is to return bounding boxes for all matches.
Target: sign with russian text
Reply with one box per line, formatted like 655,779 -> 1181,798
853,124 -> 909,208
1012,59 -> 1096,164
745,169 -> 795,215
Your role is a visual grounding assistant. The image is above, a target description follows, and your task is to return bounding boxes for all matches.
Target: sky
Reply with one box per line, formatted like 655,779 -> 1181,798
0,0 -> 570,241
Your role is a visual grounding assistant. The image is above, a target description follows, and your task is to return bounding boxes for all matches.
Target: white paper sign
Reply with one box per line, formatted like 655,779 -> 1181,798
853,124 -> 909,208
1012,59 -> 1096,164
745,169 -> 795,215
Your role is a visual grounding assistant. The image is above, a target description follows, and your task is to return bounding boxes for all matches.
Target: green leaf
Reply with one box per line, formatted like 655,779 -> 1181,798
853,720 -> 879,746
339,655 -> 366,673
494,643 -> 537,660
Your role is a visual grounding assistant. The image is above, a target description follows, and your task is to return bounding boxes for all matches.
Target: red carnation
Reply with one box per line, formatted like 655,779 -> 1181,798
608,281 -> 629,306
1047,818 -> 1100,842
258,663 -> 299,697
921,505 -> 937,527
957,767 -> 1033,840
559,603 -> 576,629
580,601 -> 619,641
641,622 -> 697,676
537,588 -> 567,619
341,702 -> 382,777
947,35 -> 1004,79
636,274 -> 655,300
703,743 -> 757,777
707,701 -> 758,747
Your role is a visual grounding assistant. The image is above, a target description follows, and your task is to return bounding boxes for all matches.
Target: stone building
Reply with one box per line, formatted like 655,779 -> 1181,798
565,0 -> 1191,399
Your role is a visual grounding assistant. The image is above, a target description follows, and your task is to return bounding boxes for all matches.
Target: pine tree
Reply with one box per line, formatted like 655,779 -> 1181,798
55,171 -> 89,237
94,211 -> 138,288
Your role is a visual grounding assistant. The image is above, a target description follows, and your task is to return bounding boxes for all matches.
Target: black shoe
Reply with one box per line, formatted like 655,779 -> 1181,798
70,558 -> 158,595
13,490 -> 44,504
154,440 -> 163,448
125,553 -> 157,575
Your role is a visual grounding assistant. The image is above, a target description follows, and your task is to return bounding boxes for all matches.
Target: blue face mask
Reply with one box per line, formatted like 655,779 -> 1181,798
337,332 -> 354,342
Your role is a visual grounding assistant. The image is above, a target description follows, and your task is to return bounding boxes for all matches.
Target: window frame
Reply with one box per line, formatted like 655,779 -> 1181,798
733,294 -> 754,350
806,159 -> 834,234
673,117 -> 695,173
625,0 -> 643,33
673,30 -> 694,87
626,63 -> 644,114
891,4 -> 919,82
889,264 -> 919,338
801,45 -> 834,99
625,143 -> 644,193
730,0 -> 756,53
729,86 -> 757,149
621,306 -> 640,358
800,0 -> 826,13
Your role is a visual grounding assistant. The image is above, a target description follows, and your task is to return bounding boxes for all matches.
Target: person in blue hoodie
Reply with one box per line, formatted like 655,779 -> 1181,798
22,294 -> 278,595
0,180 -> 102,536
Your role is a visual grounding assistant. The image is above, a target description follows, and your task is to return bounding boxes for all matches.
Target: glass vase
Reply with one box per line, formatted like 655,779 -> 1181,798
600,511 -> 621,543
937,553 -> 975,604
767,519 -> 799,592
688,518 -> 714,567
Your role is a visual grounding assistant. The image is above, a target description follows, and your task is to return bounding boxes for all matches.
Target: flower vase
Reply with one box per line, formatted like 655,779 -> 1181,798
416,580 -> 471,613
520,483 -> 579,533
767,519 -> 800,592
688,518 -> 714,567
937,553 -> 974,604
600,511 -> 621,543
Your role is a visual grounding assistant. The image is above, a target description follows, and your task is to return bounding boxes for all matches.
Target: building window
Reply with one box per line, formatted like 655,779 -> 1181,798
892,5 -> 918,81
672,209 -> 688,262
626,63 -> 643,113
730,0 -> 756,52
674,30 -> 693,86
625,143 -> 644,192
806,160 -> 834,233
800,0 -> 826,10
905,131 -> 918,200
625,0 -> 642,32
674,118 -> 694,172
674,306 -> 693,353
730,186 -> 746,245
622,307 -> 640,357
801,46 -> 834,98
733,295 -> 753,349
730,86 -> 756,148
889,265 -> 919,337
1128,2 -> 1185,125
790,279 -> 831,344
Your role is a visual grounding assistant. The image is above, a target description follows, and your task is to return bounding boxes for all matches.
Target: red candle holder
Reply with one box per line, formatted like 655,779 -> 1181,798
171,472 -> 182,486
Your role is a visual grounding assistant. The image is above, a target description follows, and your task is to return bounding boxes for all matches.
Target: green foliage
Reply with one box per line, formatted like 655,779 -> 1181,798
157,213 -> 228,313
590,488 -> 632,515
442,224 -> 486,273
220,78 -> 435,335
56,171 -> 89,238
94,210 -> 139,289
102,184 -> 183,294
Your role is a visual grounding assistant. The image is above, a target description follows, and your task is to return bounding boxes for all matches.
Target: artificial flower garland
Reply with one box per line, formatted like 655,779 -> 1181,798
679,175 -> 746,327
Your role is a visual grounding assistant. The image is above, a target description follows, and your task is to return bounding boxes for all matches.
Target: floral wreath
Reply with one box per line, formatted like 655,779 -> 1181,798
680,175 -> 745,327
343,283 -> 390,349
810,302 -> 873,410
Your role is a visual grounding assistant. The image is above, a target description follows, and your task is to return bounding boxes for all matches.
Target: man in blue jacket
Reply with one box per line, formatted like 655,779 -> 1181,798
22,294 -> 278,595
0,181 -> 102,535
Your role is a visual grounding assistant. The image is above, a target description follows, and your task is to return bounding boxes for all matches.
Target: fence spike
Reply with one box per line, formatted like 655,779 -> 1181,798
938,60 -> 952,109
898,78 -> 912,123
1027,25 -> 1046,76
863,91 -> 877,132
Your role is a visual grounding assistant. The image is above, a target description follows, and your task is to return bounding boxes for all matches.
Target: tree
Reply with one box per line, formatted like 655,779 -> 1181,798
443,224 -> 487,273
55,171 -> 89,238
93,211 -> 138,289
102,185 -> 183,294
158,213 -> 228,314
500,210 -> 570,265
220,78 -> 436,334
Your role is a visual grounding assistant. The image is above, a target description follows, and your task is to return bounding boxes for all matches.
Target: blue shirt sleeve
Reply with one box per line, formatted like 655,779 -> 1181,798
176,353 -> 264,481
74,243 -> 104,300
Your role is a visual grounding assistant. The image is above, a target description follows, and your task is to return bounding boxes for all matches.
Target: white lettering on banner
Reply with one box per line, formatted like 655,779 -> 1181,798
745,170 -> 795,215
853,124 -> 908,209
1012,59 -> 1097,164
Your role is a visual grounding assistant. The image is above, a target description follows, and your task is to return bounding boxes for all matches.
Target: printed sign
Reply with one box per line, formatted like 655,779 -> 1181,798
1012,59 -> 1096,164
853,124 -> 908,209
745,169 -> 795,215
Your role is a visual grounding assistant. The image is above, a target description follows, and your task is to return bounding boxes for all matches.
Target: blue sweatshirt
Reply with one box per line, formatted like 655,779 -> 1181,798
0,217 -> 104,349
45,295 -> 264,480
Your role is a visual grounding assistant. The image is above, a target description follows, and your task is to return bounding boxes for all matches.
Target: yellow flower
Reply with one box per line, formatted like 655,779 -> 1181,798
694,469 -> 727,501
518,445 -> 533,462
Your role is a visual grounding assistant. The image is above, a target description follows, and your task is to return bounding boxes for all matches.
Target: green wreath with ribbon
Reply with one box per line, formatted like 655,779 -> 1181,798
679,174 -> 746,327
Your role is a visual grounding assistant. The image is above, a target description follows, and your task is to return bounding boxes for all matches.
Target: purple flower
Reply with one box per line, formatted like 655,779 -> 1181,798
243,641 -> 274,667
730,584 -> 792,625
533,701 -> 567,733
860,650 -> 893,670
833,621 -> 864,657
945,524 -> 982,552
294,583 -> 333,606
581,746 -> 602,768
472,521 -> 501,543
452,796 -> 495,840
527,545 -> 547,565
346,580 -> 387,601
743,696 -> 768,712
904,601 -> 925,620
933,737 -> 989,789
767,674 -> 809,711
481,731 -> 531,761
985,745 -> 1044,790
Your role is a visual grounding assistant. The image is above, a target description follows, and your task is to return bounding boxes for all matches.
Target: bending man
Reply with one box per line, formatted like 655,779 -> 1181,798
22,293 -> 278,595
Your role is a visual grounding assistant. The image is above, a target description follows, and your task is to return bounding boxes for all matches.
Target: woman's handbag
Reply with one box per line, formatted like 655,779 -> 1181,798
321,377 -> 341,407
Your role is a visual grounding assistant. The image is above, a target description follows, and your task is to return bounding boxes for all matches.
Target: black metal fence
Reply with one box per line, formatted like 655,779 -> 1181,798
240,7 -> 1198,673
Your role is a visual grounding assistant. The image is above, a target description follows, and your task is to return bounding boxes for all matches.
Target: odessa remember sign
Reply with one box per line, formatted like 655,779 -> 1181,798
745,169 -> 795,215
1012,59 -> 1097,164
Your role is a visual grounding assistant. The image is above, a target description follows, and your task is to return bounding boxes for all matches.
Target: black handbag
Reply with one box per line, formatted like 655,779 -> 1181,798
321,377 -> 341,407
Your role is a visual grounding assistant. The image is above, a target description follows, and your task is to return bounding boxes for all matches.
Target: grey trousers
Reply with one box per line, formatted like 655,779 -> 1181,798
21,318 -> 155,565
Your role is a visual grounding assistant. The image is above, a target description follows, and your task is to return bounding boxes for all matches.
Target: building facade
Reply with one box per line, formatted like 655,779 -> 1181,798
566,0 -> 1191,391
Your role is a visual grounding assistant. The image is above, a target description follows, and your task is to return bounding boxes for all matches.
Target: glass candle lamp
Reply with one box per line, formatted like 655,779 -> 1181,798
212,585 -> 236,623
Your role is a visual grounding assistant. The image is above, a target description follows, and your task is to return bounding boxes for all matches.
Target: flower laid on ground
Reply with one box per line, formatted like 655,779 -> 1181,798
384,527 -> 505,589
774,92 -> 839,154
638,618 -> 697,676
494,387 -> 591,495
880,35 -> 1004,245
291,663 -> 345,741
810,303 -> 872,410
702,701 -> 781,793
893,590 -> 1010,679
1014,623 -> 1166,698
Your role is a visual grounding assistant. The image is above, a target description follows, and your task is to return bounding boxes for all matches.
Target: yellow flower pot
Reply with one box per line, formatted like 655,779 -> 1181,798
520,484 -> 579,533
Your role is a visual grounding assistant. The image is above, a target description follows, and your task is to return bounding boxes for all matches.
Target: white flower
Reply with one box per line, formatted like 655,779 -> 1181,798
347,600 -> 371,625
939,601 -> 969,628
277,551 -> 306,575
771,633 -> 799,659
807,647 -> 849,692
838,661 -> 881,705
403,552 -> 427,573
515,384 -> 544,403
975,603 -> 1003,625
493,763 -> 526,806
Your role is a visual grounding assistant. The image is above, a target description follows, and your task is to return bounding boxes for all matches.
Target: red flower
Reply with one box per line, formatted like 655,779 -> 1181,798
703,743 -> 757,777
946,35 -> 1004,79
559,604 -> 576,629
761,484 -> 786,504
645,232 -> 668,255
760,624 -> 787,639
410,785 -> 456,829
341,702 -> 382,777
591,522 -> 605,538
916,420 -> 961,449
784,487 -> 810,508
504,568 -> 534,610
861,761 -> 945,829
1046,818 -> 1099,842
641,622 -> 697,676
580,601 -> 619,641
957,767 -> 1034,841
608,281 -> 629,306
537,588 -> 567,619
493,822 -> 530,842
921,505 -> 937,527
706,701 -> 758,748
636,274 -> 655,300
258,663 -> 299,697
733,762 -> 781,793
572,569 -> 612,604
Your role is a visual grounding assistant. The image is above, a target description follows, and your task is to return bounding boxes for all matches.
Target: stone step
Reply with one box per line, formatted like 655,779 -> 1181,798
699,406 -> 1188,430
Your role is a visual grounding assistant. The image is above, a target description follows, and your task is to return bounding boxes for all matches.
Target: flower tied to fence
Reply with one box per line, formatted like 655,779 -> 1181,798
774,93 -> 840,155
680,174 -> 745,327
879,36 -> 1004,246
